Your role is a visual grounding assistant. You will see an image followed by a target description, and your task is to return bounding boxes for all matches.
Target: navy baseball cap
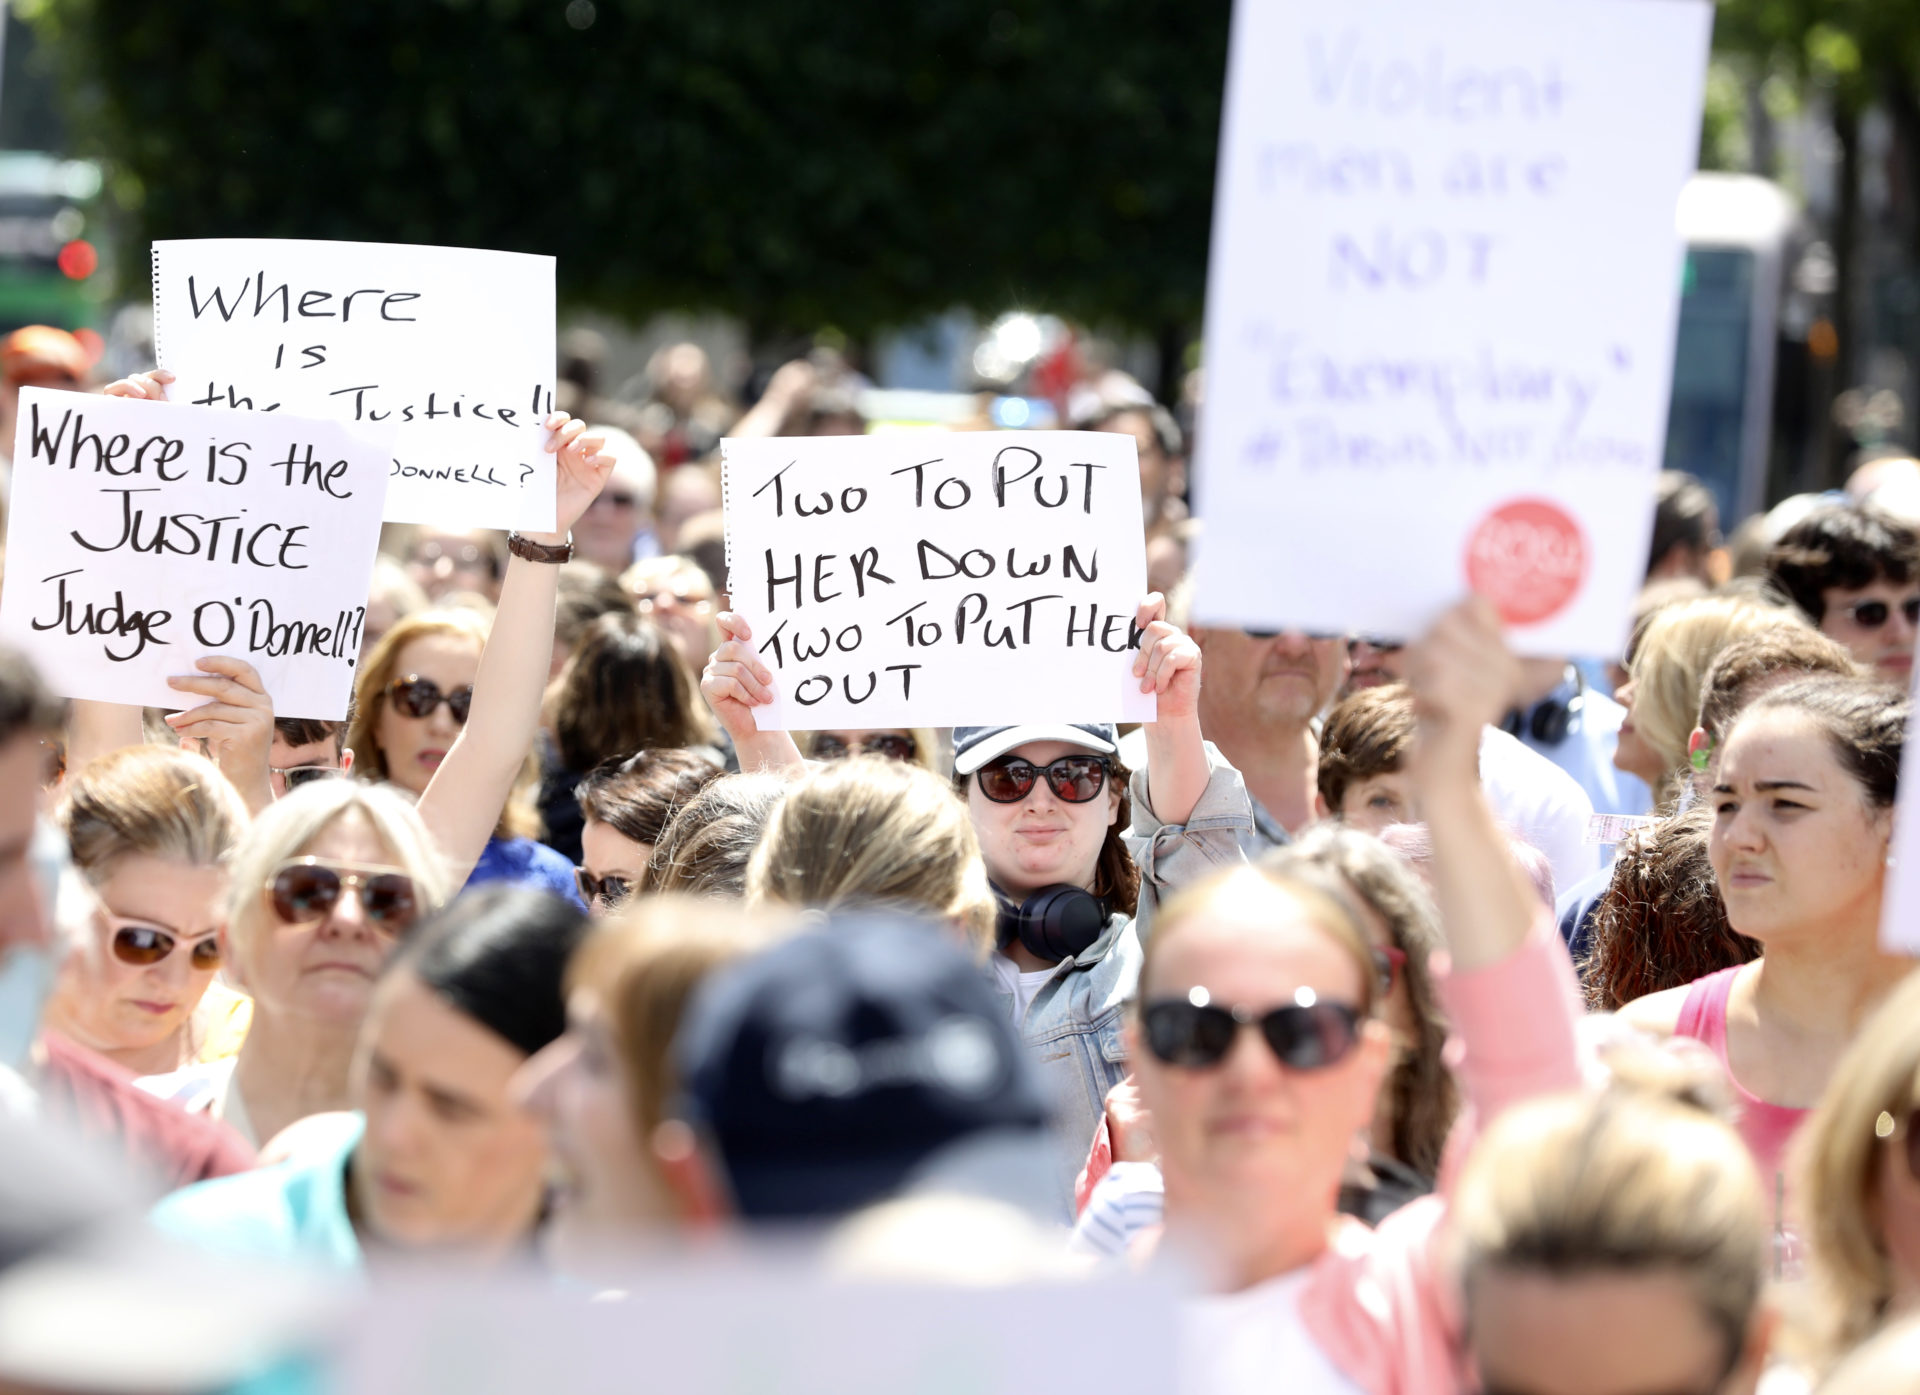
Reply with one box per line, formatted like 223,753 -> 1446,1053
952,723 -> 1118,776
671,913 -> 1051,1222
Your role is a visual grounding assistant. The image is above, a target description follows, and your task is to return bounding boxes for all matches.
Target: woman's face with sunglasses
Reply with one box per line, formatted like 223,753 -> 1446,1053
248,815 -> 417,1026
964,741 -> 1120,902
1129,884 -> 1386,1236
45,854 -> 228,1063
374,633 -> 481,797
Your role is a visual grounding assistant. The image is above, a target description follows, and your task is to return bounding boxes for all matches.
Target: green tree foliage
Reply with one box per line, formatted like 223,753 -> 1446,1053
24,0 -> 1230,335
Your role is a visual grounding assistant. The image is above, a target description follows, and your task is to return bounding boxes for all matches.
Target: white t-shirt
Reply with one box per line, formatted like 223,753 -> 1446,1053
1478,725 -> 1598,899
1184,1269 -> 1366,1395
988,953 -> 1059,1024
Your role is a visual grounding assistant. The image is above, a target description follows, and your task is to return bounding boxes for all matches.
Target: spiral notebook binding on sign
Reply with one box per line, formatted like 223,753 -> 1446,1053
149,246 -> 166,367
719,438 -> 736,586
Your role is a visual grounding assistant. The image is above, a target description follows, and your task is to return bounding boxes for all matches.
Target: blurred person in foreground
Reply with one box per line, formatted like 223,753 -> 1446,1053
1764,502 -> 1920,683
0,325 -> 90,469
153,888 -> 587,1274
646,912 -> 1055,1227
1646,470 -> 1724,585
569,426 -> 657,573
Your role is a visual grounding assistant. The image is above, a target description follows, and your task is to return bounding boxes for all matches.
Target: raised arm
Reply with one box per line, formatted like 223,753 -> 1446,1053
1132,593 -> 1207,826
698,612 -> 806,773
413,416 -> 612,881
1403,597 -> 1536,970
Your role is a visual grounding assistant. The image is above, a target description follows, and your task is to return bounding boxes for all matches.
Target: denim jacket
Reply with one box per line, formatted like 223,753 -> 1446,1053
995,741 -> 1255,1220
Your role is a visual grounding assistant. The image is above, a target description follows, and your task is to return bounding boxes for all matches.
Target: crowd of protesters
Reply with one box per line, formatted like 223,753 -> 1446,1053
7,319 -> 1920,1393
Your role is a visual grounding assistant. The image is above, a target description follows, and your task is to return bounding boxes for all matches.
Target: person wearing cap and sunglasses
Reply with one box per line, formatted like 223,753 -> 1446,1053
1121,598 -> 1586,1395
702,593 -> 1252,1219
1765,501 -> 1920,684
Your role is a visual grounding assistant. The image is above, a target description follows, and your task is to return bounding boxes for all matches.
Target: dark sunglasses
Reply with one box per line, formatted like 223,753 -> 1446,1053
272,764 -> 345,795
814,732 -> 916,763
575,868 -> 632,907
1142,993 -> 1362,1071
1372,944 -> 1408,996
1350,635 -> 1405,654
111,923 -> 221,971
1246,629 -> 1343,642
387,675 -> 473,723
1841,596 -> 1920,629
266,858 -> 420,933
975,754 -> 1111,804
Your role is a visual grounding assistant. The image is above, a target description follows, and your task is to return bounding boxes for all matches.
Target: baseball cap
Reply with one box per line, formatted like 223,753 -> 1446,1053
672,912 -> 1051,1222
952,722 -> 1117,776
0,327 -> 89,386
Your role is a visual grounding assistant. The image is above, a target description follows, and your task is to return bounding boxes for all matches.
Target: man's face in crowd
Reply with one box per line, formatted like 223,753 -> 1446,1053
1098,409 -> 1174,527
1196,629 -> 1347,732
1342,639 -> 1406,697
1820,574 -> 1920,682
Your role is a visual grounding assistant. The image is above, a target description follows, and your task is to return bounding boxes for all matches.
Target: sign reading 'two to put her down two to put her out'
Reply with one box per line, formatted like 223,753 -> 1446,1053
721,431 -> 1156,730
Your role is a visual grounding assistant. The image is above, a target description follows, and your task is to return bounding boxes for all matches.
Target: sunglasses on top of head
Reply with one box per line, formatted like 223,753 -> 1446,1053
1142,988 -> 1363,1071
1841,596 -> 1920,629
974,754 -> 1111,804
109,922 -> 221,971
386,675 -> 473,724
265,858 -> 421,934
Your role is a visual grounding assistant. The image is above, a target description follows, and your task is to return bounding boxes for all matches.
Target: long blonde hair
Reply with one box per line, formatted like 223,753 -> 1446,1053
223,779 -> 452,991
1797,970 -> 1920,1365
746,756 -> 995,954
345,608 -> 541,840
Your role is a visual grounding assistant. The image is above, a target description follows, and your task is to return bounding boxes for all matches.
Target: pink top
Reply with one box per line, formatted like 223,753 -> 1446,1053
1295,922 -> 1588,1395
1672,964 -> 1806,1189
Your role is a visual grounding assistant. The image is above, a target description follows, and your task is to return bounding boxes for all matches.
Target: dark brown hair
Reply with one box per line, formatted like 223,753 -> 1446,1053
1765,504 -> 1920,623
549,612 -> 717,774
1318,683 -> 1415,813
1582,803 -> 1759,1011
0,647 -> 61,747
577,748 -> 724,847
554,561 -> 634,657
1696,627 -> 1859,747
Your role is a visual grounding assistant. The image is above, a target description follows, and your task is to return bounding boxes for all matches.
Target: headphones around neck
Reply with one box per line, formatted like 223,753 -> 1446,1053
1501,667 -> 1585,747
993,883 -> 1110,962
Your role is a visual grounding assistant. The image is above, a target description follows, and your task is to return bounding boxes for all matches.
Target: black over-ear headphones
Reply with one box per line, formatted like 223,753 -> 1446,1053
1501,667 -> 1584,746
994,883 -> 1110,962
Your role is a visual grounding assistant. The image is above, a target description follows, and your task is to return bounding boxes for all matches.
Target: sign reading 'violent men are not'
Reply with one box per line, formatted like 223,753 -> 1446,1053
0,388 -> 392,720
1191,0 -> 1713,653
721,432 -> 1155,730
151,238 -> 556,531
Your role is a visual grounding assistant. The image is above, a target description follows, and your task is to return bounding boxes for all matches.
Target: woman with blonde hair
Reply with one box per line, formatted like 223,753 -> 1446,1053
1794,970 -> 1920,1370
745,756 -> 996,953
514,897 -> 792,1279
1612,595 -> 1803,806
139,779 -> 452,1148
44,747 -> 251,1076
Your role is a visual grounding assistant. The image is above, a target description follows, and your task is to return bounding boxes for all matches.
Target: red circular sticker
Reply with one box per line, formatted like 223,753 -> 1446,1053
1464,498 -> 1588,626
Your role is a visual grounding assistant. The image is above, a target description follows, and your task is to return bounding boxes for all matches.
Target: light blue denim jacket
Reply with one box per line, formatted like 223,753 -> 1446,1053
995,741 -> 1254,1221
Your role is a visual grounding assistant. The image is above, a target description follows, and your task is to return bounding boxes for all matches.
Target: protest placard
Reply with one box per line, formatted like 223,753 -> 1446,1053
1882,678 -> 1920,954
1190,0 -> 1712,653
0,387 -> 393,720
721,431 -> 1155,730
151,238 -> 555,531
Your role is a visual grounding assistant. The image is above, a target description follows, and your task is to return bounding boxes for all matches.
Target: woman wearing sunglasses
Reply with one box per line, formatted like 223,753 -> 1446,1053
154,888 -> 587,1274
702,593 -> 1242,1219
43,747 -> 251,1076
796,727 -> 941,772
573,748 -> 725,913
1120,598 -> 1587,1394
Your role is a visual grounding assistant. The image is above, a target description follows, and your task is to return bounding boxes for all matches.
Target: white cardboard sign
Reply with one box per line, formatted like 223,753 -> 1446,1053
721,431 -> 1155,729
0,387 -> 393,720
151,238 -> 556,531
1190,0 -> 1712,652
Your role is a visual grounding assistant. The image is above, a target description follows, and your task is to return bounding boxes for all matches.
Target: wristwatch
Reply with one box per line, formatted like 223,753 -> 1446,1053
506,531 -> 573,564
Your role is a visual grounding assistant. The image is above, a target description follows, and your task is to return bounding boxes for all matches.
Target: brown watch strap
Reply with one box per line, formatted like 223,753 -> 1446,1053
506,531 -> 573,564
